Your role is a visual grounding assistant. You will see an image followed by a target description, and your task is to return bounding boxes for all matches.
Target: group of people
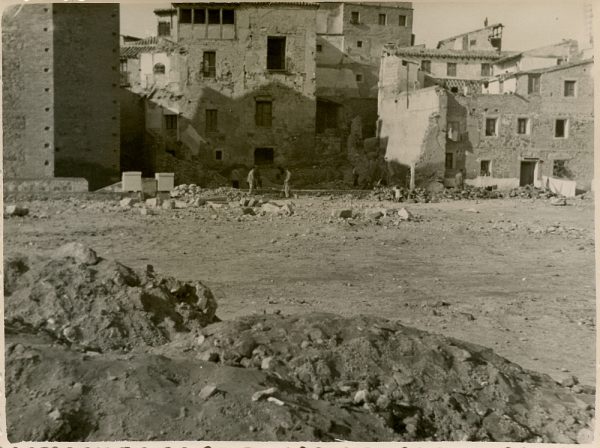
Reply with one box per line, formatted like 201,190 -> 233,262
247,166 -> 291,198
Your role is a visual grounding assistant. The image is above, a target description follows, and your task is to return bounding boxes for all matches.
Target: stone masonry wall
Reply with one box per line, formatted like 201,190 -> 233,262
451,62 -> 594,189
2,4 -> 55,179
53,3 -> 121,190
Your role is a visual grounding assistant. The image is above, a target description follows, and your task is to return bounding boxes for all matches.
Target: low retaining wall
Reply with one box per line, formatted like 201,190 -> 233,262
3,177 -> 89,193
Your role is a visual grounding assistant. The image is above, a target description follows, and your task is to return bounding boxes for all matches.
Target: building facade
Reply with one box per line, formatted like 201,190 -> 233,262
2,3 -> 120,190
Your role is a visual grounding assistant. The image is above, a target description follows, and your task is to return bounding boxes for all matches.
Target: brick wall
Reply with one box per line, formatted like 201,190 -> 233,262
53,3 -> 121,190
2,4 -> 55,179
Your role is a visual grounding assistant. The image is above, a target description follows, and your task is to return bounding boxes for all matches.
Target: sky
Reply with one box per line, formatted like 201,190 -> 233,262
120,1 -> 590,51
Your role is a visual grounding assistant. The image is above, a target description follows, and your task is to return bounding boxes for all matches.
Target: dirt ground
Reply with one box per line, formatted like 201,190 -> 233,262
4,192 -> 595,384
3,191 -> 597,442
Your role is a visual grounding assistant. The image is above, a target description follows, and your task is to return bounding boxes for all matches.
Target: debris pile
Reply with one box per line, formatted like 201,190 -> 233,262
4,243 -> 218,352
170,185 -> 245,202
4,249 -> 595,442
508,185 -> 559,199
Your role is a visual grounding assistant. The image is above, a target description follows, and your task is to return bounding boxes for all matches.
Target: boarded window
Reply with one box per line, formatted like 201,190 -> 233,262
180,8 -> 192,23
165,115 -> 177,130
208,9 -> 220,24
357,40 -> 363,48
480,160 -> 491,176
350,11 -> 360,24
517,118 -> 529,134
445,153 -> 454,170
222,9 -> 235,24
481,63 -> 491,76
379,14 -> 386,25
254,147 -> 274,165
316,44 -> 322,52
485,118 -> 497,136
194,8 -> 205,23
255,101 -> 272,127
447,63 -> 457,77
206,109 -> 218,132
267,37 -> 286,70
203,51 -> 216,78
470,39 -> 477,47
399,15 -> 406,26
528,75 -> 540,94
555,119 -> 567,138
564,80 -> 576,97
158,22 -> 170,36
153,63 -> 165,74
421,60 -> 431,73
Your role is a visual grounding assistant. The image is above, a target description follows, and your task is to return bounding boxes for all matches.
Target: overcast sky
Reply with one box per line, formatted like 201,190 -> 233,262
120,1 -> 590,51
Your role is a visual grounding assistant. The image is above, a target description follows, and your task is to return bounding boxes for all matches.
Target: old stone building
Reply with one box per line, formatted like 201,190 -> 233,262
437,22 -> 504,52
379,53 -> 594,195
121,2 -> 321,186
2,3 -> 120,190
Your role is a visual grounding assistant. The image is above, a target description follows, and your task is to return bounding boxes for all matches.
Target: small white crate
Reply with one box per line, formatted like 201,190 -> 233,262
155,172 -> 175,192
122,172 -> 142,192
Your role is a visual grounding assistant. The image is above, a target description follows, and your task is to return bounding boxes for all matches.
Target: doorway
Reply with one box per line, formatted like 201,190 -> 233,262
520,161 -> 537,186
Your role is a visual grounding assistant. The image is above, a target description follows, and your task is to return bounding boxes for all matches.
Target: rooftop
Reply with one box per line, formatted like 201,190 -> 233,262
386,46 -> 514,60
436,23 -> 503,48
515,58 -> 593,75
121,36 -> 178,59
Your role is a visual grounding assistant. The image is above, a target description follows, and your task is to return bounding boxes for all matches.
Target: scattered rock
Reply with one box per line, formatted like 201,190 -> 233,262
120,197 -> 137,208
199,384 -> 218,400
162,200 -> 175,210
333,209 -> 353,219
251,387 -> 278,402
267,396 -> 285,406
550,197 -> 567,206
55,242 -> 99,265
5,205 -> 29,217
398,208 -> 413,221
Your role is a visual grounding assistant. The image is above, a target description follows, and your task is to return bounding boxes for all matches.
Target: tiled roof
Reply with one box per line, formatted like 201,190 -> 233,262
514,58 -> 593,75
437,23 -> 503,47
121,36 -> 177,58
387,46 -> 514,60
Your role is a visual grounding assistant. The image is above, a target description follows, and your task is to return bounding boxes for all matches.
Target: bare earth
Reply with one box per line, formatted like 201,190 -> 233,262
4,194 -> 595,386
4,192 -> 595,440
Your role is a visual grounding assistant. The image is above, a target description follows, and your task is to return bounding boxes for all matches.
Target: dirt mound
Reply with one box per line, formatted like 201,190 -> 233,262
6,307 -> 594,442
4,244 -> 218,352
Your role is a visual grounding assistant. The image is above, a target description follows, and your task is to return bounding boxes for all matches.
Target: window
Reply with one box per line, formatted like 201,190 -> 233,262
222,9 -> 235,24
399,15 -> 406,26
215,150 -> 223,161
350,11 -> 360,24
528,74 -> 540,94
356,73 -> 363,82
553,160 -> 572,179
158,22 -> 170,36
470,39 -> 477,47
357,40 -> 363,48
379,14 -> 387,25
316,44 -> 322,52
254,147 -> 274,165
499,80 -> 504,93
193,8 -> 205,24
447,62 -> 457,77
517,118 -> 529,135
153,63 -> 165,74
447,121 -> 460,141
180,8 -> 192,23
421,60 -> 431,73
165,115 -> 177,130
206,109 -> 218,132
203,51 -> 216,78
564,80 -> 576,97
485,118 -> 498,136
480,160 -> 491,176
267,36 -> 286,70
555,119 -> 568,138
255,100 -> 272,127
208,9 -> 220,24
316,100 -> 340,133
445,153 -> 454,170
481,63 -> 491,77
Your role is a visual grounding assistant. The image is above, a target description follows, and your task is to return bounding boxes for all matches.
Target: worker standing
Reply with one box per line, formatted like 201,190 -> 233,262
283,167 -> 292,198
247,166 -> 256,194
455,168 -> 465,189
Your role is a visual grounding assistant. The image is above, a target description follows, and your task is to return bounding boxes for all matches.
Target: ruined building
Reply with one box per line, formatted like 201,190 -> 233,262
379,41 -> 594,196
2,3 -> 120,190
120,2 -> 414,187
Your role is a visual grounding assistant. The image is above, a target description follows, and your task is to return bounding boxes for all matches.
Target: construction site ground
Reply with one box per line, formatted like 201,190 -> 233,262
3,190 -> 596,441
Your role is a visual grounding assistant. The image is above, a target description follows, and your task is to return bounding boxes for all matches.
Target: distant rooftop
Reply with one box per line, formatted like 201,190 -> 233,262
436,23 -> 503,48
121,36 -> 178,58
387,45 -> 515,60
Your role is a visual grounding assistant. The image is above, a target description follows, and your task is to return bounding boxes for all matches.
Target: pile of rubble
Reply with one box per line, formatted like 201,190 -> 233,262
4,247 -> 595,442
170,184 -> 246,202
371,185 -> 563,203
